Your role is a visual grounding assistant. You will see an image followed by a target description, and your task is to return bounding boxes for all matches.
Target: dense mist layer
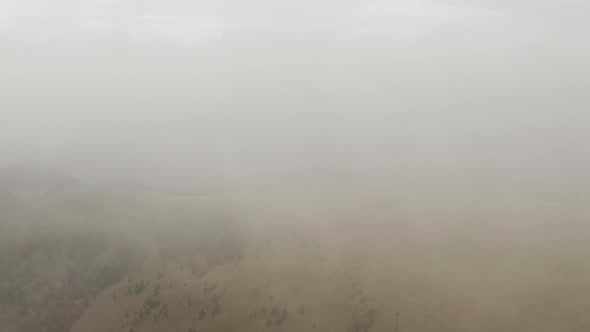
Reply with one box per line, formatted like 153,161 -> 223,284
1,1 -> 590,331
2,0 -> 589,190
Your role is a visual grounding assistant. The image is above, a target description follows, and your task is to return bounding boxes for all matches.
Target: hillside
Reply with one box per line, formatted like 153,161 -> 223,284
1,170 -> 590,331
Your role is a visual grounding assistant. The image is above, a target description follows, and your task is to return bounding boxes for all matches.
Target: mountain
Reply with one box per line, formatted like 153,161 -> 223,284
0,165 -> 89,201
95,178 -> 152,194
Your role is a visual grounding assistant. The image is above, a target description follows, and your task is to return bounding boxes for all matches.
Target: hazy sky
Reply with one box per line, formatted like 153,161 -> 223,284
1,0 -> 588,190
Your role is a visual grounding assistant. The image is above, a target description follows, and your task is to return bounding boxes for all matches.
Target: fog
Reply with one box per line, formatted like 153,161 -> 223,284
2,0 -> 588,190
1,1 -> 590,331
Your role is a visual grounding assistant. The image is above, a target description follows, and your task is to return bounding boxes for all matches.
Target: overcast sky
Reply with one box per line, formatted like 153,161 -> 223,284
1,0 -> 588,191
